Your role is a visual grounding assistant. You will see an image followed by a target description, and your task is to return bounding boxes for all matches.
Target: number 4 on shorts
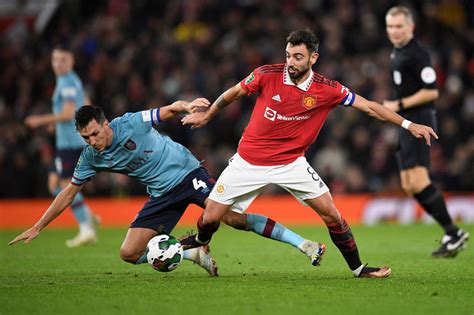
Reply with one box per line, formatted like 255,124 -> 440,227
192,178 -> 207,190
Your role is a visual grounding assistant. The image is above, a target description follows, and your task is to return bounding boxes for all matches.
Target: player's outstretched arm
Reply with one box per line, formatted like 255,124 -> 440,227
352,94 -> 438,146
24,101 -> 76,128
8,183 -> 83,245
158,98 -> 211,122
181,83 -> 247,129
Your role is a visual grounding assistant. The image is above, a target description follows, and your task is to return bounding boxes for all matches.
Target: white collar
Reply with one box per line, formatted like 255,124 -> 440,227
283,65 -> 314,92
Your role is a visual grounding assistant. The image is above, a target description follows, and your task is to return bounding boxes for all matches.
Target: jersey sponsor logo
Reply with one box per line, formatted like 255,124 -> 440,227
125,150 -> 153,171
264,106 -> 310,122
393,70 -> 402,85
302,95 -> 316,109
124,139 -> 137,151
215,183 -> 227,194
245,72 -> 255,85
272,94 -> 281,102
421,67 -> 436,84
264,107 -> 277,121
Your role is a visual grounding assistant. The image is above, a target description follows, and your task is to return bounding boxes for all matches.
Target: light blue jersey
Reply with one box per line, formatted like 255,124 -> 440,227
52,70 -> 86,149
72,110 -> 201,197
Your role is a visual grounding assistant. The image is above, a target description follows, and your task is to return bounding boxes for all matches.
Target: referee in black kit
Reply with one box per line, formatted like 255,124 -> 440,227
383,6 -> 468,257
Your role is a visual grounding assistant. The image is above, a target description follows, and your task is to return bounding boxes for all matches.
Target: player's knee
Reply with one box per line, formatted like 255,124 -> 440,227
322,212 -> 342,226
119,246 -> 140,264
401,179 -> 422,195
202,211 -> 223,226
401,182 -> 414,195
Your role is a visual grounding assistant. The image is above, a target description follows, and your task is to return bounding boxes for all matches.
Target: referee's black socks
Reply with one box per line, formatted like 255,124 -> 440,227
413,184 -> 458,237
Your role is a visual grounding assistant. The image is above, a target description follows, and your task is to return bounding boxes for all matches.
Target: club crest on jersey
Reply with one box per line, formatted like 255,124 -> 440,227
124,139 -> 136,151
245,73 -> 255,85
215,183 -> 227,195
302,95 -> 317,109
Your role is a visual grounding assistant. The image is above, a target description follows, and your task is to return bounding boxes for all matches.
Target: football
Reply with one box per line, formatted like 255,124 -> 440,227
146,234 -> 183,272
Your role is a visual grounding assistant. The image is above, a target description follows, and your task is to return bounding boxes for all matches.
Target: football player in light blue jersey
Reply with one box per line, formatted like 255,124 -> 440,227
11,99 -> 325,275
24,46 -> 98,247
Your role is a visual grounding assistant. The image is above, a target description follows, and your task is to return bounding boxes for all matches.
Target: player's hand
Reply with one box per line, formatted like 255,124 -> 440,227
382,100 -> 400,112
408,123 -> 438,146
8,227 -> 40,245
24,116 -> 43,128
181,112 -> 209,129
186,98 -> 210,113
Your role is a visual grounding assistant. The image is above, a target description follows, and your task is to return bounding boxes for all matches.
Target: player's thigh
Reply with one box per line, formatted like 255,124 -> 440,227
130,196 -> 188,234
209,153 -> 266,213
120,227 -> 157,257
272,157 -> 329,201
400,166 -> 431,193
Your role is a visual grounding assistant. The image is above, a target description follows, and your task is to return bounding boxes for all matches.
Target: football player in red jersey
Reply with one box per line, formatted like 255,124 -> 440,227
182,29 -> 437,278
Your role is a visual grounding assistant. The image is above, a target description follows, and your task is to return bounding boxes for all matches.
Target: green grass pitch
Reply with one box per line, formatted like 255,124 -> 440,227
1,224 -> 473,315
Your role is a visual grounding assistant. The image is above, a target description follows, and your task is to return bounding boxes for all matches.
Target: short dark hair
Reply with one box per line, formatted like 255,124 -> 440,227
286,29 -> 319,53
75,105 -> 106,130
52,42 -> 73,53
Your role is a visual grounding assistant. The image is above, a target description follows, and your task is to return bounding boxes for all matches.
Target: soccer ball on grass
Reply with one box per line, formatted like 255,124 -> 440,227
146,234 -> 183,272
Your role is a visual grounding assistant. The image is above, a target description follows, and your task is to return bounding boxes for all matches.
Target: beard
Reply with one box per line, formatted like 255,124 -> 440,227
288,64 -> 310,80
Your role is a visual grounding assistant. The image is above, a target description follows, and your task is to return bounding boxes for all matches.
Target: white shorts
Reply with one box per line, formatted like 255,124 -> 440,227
209,153 -> 330,213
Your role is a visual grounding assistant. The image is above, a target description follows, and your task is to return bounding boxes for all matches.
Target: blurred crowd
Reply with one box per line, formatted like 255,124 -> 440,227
0,0 -> 473,198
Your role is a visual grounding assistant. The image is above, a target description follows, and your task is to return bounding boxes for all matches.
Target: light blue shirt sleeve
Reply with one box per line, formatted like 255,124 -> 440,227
72,149 -> 97,186
129,111 -> 155,133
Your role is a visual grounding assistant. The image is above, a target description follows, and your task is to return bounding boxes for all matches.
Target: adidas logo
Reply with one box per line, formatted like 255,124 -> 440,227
272,94 -> 281,102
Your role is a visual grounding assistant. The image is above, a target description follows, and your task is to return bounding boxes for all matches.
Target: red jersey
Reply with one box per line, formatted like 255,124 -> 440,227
238,63 -> 355,166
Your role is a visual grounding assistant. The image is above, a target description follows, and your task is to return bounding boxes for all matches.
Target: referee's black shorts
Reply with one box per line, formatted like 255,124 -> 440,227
396,107 -> 437,171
